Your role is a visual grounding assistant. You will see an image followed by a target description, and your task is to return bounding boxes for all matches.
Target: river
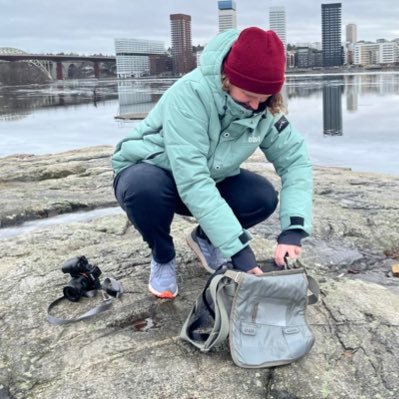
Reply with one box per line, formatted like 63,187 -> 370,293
0,73 -> 398,175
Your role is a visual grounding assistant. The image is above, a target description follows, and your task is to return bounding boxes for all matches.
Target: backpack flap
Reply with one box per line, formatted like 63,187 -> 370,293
227,269 -> 315,368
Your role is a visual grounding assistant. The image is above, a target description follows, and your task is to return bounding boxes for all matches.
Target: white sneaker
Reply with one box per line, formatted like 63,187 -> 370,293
148,257 -> 178,299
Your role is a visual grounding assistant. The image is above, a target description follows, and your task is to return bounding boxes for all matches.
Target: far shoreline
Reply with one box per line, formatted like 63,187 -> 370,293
285,66 -> 399,77
2,66 -> 399,87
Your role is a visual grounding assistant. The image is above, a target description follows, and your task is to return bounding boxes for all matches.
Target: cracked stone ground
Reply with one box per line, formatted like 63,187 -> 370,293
0,147 -> 398,399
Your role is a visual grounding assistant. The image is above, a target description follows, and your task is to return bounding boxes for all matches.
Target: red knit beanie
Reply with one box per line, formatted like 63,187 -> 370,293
223,27 -> 286,94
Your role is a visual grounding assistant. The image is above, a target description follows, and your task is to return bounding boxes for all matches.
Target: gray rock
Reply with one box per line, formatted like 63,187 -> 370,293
0,146 -> 116,227
0,147 -> 399,399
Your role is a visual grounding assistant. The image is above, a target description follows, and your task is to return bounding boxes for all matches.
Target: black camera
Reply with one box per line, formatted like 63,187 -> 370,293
62,256 -> 102,302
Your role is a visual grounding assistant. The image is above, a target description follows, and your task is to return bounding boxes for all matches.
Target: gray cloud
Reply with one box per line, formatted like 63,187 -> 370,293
0,0 -> 398,54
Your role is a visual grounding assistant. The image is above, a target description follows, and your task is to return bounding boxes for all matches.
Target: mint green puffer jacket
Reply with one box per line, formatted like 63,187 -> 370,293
112,29 -> 313,258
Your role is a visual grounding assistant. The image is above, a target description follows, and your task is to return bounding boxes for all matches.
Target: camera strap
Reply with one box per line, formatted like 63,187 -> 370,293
47,278 -> 123,325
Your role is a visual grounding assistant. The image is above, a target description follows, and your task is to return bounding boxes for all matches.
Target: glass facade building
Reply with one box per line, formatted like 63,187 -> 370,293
114,38 -> 165,78
321,3 -> 343,67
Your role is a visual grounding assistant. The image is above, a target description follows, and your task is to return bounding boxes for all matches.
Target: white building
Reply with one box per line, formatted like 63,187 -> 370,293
218,1 -> 237,32
379,42 -> 397,63
269,6 -> 286,48
196,50 -> 203,67
354,41 -> 398,66
354,43 -> 379,66
115,38 -> 165,78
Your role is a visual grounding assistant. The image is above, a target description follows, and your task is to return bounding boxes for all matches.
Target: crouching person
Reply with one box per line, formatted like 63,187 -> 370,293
112,27 -> 313,299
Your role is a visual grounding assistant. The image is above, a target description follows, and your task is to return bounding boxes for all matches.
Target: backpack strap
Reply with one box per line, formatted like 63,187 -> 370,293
180,273 -> 233,351
224,269 -> 244,282
286,259 -> 320,304
306,275 -> 319,305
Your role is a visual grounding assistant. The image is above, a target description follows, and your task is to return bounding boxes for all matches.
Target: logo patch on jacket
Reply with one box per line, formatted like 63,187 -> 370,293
274,115 -> 289,133
248,135 -> 261,143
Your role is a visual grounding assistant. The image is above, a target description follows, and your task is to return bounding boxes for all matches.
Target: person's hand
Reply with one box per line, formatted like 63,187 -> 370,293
274,244 -> 302,267
247,266 -> 263,275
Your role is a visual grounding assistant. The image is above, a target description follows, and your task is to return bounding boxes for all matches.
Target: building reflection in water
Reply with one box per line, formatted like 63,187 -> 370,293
345,75 -> 358,112
0,81 -> 118,121
117,80 -> 164,117
322,76 -> 344,136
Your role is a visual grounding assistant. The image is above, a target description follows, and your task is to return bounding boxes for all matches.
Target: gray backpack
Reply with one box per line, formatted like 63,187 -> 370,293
180,260 -> 319,368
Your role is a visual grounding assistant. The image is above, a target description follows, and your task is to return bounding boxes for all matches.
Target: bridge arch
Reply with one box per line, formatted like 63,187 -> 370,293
0,47 -> 52,80
67,63 -> 79,79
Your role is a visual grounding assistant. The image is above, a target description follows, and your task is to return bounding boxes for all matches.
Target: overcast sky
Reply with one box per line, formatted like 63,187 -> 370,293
1,0 -> 398,55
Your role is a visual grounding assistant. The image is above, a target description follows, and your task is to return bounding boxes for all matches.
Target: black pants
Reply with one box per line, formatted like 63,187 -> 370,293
114,163 -> 278,264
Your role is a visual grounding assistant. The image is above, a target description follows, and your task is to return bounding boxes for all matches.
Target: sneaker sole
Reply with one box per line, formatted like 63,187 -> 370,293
148,284 -> 178,299
186,232 -> 215,274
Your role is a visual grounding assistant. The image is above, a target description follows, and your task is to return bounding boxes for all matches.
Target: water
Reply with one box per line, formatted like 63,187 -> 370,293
1,73 -> 398,240
0,73 -> 398,176
285,73 -> 399,176
0,207 -> 123,239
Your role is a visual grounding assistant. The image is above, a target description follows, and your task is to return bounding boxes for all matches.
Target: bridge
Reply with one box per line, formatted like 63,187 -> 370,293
0,49 -> 166,80
0,49 -> 117,79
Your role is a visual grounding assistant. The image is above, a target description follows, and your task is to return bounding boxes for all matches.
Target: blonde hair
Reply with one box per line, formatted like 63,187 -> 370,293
221,75 -> 286,115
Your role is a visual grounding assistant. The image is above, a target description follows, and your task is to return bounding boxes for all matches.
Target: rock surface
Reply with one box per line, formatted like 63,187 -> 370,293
0,146 -> 398,399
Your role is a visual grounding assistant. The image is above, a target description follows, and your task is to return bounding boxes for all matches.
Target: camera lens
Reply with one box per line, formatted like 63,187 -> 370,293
63,285 -> 82,302
63,275 -> 90,302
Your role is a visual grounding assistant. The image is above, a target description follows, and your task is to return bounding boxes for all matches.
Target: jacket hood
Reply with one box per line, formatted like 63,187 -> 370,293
199,30 -> 239,111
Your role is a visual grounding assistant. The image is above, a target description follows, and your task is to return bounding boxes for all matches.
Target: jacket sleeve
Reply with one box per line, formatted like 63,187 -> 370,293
259,113 -> 313,236
163,80 -> 251,257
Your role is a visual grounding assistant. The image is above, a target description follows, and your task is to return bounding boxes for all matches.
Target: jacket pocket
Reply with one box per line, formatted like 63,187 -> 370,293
145,151 -> 164,161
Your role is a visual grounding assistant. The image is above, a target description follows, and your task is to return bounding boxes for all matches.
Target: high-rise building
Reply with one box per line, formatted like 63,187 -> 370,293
345,23 -> 357,65
346,23 -> 357,44
170,14 -> 196,75
218,1 -> 237,32
269,6 -> 286,48
114,38 -> 165,78
321,3 -> 343,67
